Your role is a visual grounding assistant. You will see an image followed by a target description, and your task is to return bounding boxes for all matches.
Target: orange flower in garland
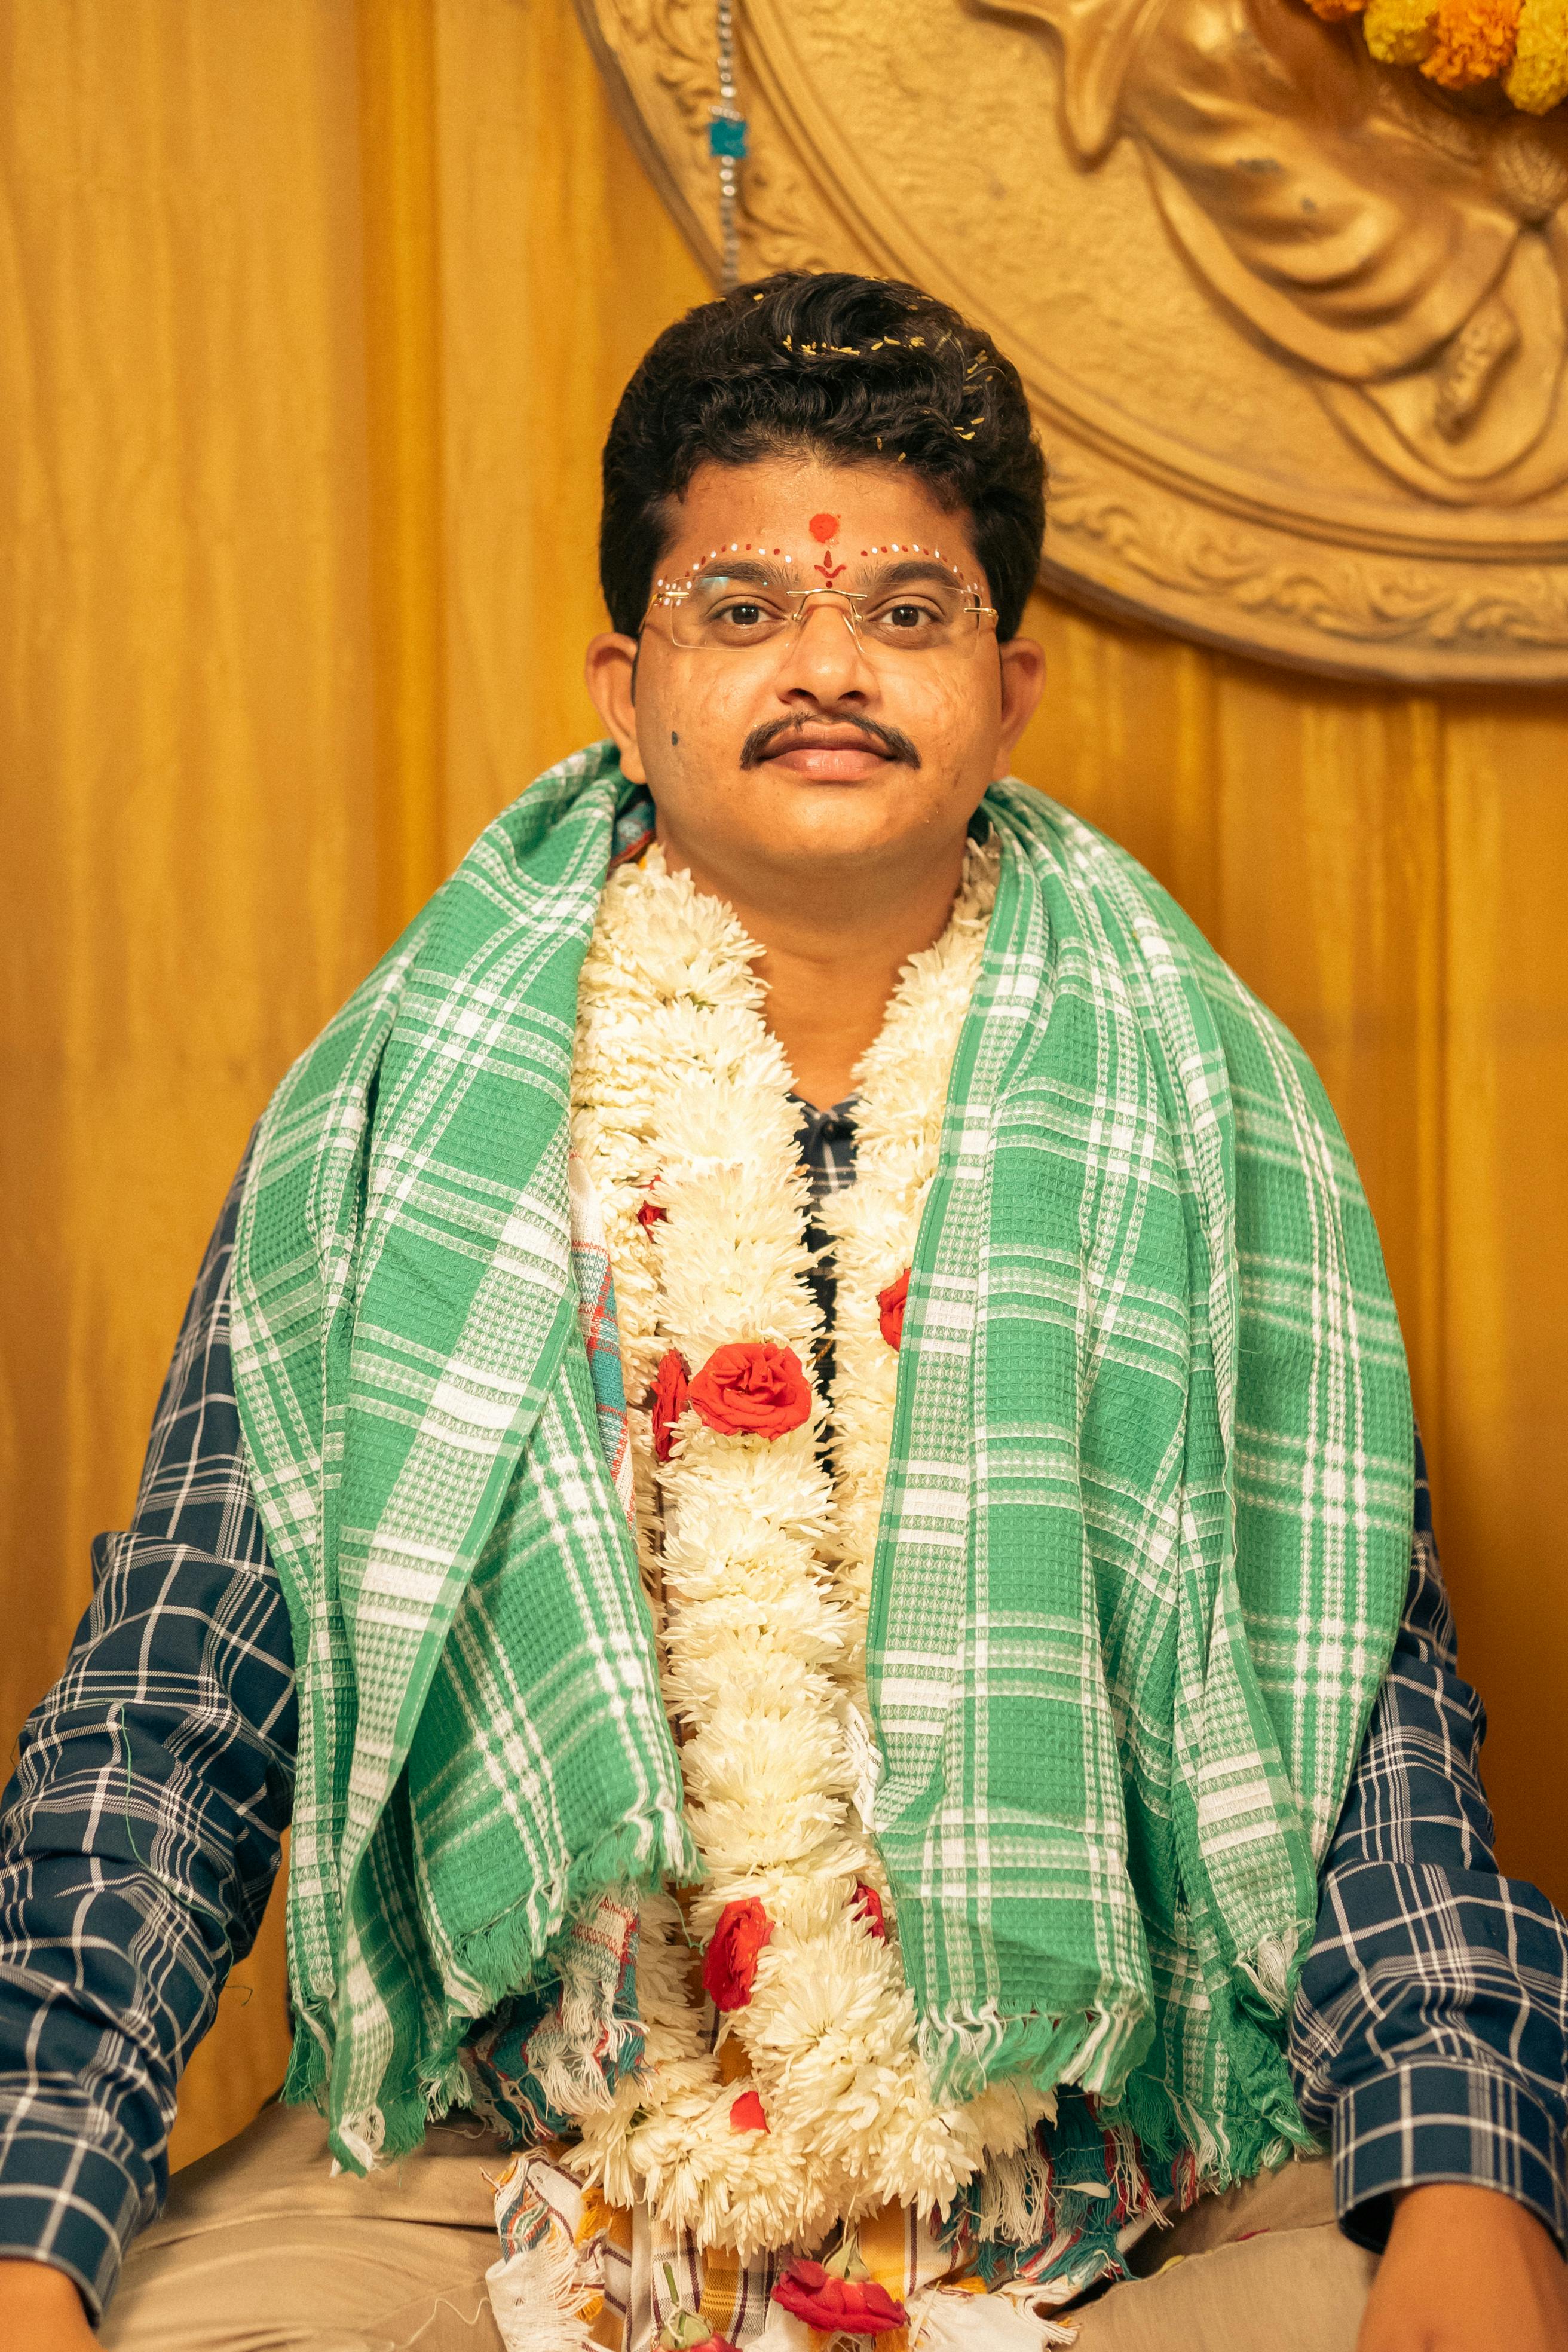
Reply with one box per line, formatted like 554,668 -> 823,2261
1422,0 -> 1521,83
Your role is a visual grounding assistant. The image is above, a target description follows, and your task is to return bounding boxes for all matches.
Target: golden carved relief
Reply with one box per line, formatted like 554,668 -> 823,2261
1000,0 -> 1568,504
575,0 -> 1568,681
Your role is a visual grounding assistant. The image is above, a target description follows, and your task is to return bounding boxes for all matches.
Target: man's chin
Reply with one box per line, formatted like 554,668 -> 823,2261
725,776 -> 939,877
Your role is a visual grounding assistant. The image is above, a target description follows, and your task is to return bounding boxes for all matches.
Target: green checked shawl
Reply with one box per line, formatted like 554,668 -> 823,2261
231,741 -> 1413,2185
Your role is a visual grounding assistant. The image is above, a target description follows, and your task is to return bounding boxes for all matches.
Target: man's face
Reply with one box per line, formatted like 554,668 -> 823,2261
586,454 -> 1043,905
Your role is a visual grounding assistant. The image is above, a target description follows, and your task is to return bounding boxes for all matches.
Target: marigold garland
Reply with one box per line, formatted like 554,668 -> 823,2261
1301,0 -> 1568,105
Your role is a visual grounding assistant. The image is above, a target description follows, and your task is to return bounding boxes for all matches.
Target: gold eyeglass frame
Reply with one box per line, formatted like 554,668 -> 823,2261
643,577 -> 999,654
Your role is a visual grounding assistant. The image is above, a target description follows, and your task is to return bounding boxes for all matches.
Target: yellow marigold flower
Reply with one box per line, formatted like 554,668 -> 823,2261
1420,0 -> 1522,83
1504,0 -> 1568,107
1363,0 -> 1438,61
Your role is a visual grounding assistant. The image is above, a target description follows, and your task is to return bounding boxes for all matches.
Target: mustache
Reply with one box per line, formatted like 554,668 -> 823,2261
738,712 -> 923,771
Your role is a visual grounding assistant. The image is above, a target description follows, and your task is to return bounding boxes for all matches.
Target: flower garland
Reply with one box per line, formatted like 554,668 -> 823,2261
563,837 -> 1058,2265
1300,0 -> 1568,112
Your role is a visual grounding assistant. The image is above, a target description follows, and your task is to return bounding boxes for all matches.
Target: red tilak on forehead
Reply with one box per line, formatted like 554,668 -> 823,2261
812,516 -> 846,584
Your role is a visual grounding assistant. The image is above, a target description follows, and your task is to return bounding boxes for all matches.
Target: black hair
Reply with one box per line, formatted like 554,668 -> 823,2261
599,272 -> 1046,640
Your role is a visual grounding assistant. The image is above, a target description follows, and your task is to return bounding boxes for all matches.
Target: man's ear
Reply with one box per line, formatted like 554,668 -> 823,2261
993,635 -> 1046,779
585,632 -> 647,782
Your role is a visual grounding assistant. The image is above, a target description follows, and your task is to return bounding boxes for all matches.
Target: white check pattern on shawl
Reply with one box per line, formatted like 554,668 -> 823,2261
865,785 -> 1420,2164
230,752 -> 693,2169
229,746 -> 1411,2186
866,782 -> 1411,2174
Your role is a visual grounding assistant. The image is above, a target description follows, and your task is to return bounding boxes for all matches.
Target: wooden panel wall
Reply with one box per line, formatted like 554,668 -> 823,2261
2,0 -> 1564,2171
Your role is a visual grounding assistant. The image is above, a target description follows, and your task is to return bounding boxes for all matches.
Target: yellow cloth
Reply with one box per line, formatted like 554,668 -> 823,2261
6,0 -> 1568,2189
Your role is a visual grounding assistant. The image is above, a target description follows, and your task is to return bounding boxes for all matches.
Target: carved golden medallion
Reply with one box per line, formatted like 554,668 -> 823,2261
575,0 -> 1568,682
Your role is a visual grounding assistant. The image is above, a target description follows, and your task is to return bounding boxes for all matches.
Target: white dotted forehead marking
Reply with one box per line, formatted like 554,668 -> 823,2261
659,541 -> 981,593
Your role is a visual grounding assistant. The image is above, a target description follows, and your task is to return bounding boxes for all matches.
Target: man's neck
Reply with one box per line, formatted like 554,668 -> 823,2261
654,827 -> 968,1110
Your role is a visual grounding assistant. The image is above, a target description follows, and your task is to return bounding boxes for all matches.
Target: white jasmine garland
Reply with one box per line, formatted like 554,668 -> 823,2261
564,837 -> 1056,2262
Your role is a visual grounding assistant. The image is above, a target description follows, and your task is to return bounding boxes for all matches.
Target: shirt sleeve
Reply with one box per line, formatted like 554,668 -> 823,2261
1288,1435 -> 1568,2253
0,1156 -> 297,2318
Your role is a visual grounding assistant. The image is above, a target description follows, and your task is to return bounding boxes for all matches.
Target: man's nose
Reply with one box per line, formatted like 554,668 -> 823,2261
768,599 -> 876,702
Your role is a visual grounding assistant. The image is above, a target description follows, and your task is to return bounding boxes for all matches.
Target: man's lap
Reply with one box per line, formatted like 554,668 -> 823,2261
1073,2157 -> 1376,2348
100,2100 -> 506,2352
99,2100 -> 1374,2351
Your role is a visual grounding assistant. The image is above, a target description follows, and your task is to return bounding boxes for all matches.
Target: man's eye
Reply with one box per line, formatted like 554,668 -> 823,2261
722,602 -> 768,627
883,602 -> 935,630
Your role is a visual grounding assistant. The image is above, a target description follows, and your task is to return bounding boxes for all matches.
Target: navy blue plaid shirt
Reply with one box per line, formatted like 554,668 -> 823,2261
3,1120 -> 1567,2317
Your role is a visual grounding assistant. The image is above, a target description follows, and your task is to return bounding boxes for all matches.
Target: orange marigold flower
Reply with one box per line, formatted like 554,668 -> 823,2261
1420,0 -> 1521,82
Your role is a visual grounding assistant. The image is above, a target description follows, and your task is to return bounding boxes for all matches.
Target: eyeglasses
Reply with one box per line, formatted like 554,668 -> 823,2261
645,574 -> 998,656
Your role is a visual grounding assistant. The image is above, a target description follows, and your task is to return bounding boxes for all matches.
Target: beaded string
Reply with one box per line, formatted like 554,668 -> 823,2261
653,542 -> 973,594
710,1 -> 748,293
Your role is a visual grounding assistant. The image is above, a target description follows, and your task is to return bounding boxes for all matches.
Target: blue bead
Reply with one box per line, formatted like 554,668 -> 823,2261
708,115 -> 749,160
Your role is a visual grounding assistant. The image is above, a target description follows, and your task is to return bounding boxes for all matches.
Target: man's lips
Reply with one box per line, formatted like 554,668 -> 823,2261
765,735 -> 892,781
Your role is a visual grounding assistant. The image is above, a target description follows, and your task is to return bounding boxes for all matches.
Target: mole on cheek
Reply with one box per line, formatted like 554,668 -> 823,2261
670,731 -> 679,745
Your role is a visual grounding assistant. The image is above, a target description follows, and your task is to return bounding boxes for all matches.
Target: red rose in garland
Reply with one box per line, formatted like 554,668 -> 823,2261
650,1349 -> 689,1463
852,1881 -> 887,1941
701,1896 -> 774,2010
877,1269 -> 910,1350
729,2089 -> 768,2132
688,1340 -> 812,1439
772,2260 -> 906,2335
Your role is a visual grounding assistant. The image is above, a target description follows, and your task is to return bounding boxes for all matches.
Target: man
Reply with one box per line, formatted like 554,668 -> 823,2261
1,272 -> 1565,2352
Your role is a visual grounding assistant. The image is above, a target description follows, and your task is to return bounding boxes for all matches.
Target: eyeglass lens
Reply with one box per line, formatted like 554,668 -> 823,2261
663,575 -> 986,653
